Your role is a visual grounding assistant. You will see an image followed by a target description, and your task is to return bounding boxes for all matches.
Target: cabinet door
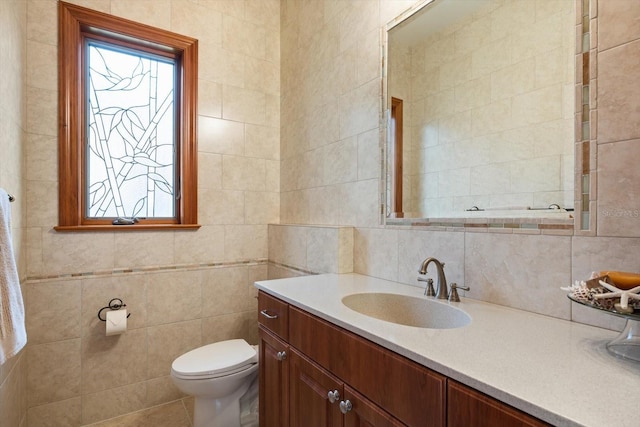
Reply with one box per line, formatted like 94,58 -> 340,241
343,385 -> 405,427
447,381 -> 550,427
259,327 -> 289,427
289,348 -> 344,427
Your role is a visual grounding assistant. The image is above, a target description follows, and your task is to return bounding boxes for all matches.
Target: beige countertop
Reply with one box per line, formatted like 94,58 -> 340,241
255,273 -> 640,427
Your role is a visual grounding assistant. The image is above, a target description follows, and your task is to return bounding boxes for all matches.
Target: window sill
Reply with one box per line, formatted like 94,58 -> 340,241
54,224 -> 201,232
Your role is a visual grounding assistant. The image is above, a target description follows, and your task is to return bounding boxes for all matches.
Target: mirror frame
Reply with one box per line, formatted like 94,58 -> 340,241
380,0 -> 594,235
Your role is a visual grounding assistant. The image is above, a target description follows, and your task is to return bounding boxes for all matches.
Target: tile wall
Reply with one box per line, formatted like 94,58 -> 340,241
0,0 -> 28,426
280,0 -> 640,333
14,0 -> 280,424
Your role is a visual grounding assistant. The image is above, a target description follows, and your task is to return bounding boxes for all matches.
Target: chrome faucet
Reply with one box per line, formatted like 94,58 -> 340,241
418,257 -> 448,300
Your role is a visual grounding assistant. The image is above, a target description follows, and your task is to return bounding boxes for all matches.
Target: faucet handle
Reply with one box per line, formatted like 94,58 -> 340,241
448,283 -> 470,302
419,277 -> 435,296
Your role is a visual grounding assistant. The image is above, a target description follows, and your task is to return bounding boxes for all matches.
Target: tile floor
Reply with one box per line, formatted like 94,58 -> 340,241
83,399 -> 193,427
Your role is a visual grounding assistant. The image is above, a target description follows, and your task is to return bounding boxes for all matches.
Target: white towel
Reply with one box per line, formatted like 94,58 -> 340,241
0,188 -> 26,364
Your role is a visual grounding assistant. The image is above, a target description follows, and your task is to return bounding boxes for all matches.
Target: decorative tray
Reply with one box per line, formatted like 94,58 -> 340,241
564,276 -> 640,363
567,293 -> 640,321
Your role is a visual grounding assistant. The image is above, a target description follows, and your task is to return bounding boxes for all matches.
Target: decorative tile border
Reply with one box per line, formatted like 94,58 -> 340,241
386,218 -> 575,235
25,258 -> 269,282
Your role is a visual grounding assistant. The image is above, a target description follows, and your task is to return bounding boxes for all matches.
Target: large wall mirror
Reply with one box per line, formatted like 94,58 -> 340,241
383,0 -> 580,224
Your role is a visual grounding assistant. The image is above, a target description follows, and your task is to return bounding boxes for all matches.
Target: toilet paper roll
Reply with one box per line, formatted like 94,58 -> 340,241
105,309 -> 127,336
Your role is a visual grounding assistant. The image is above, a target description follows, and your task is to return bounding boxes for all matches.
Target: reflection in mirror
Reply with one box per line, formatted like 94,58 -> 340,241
385,0 -> 576,220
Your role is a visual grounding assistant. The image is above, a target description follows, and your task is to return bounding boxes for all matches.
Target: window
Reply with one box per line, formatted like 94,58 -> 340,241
57,1 -> 199,230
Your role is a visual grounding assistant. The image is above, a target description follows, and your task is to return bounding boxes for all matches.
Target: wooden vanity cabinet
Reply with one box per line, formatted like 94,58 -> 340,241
258,291 -> 444,427
258,292 -> 290,427
258,291 -> 548,427
447,380 -> 551,427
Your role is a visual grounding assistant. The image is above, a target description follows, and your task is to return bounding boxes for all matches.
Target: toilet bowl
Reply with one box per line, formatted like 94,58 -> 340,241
171,339 -> 259,427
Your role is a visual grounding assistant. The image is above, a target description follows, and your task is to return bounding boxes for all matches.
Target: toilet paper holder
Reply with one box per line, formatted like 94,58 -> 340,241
97,298 -> 132,321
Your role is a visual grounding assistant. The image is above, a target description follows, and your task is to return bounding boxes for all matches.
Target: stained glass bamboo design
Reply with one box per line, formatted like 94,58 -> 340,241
86,44 -> 176,219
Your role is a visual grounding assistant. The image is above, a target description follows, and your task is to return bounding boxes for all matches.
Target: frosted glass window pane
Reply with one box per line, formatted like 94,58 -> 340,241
86,43 -> 176,219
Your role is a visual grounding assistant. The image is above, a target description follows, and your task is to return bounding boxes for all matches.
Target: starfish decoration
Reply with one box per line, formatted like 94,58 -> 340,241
593,280 -> 640,310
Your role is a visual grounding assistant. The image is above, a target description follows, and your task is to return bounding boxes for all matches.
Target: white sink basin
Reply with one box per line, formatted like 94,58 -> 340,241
342,292 -> 471,329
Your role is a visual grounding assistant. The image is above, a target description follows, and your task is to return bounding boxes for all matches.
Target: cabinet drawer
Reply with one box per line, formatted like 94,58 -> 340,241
447,380 -> 550,427
289,306 -> 446,427
258,291 -> 289,340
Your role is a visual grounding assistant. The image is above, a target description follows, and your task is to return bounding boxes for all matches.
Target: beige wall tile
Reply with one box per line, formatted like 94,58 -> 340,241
113,232 -> 175,269
308,186 -> 342,225
26,0 -> 57,45
245,0 -> 280,29
197,153 -> 223,190
111,0 -> 171,29
245,191 -> 279,225
596,139 -> 640,236
324,138 -> 358,185
354,227 -> 399,281
339,79 -> 379,139
598,0 -> 640,51
25,133 -> 56,182
28,340 -> 81,406
222,156 -> 266,191
175,225 -> 225,264
27,397 -> 81,427
198,117 -> 245,156
597,40 -> 640,144
145,376 -> 184,407
170,0 -> 221,43
26,40 -> 56,90
201,266 -> 253,317
147,270 -> 202,326
201,311 -> 259,346
198,80 -> 223,119
26,280 -> 81,344
306,227 -> 339,273
223,15 -> 266,60
81,381 -> 146,425
198,189 -> 245,225
223,85 -> 267,125
26,86 -> 56,137
357,128 -> 380,180
245,124 -> 279,160
42,231 -> 115,275
147,320 -> 201,379
25,180 -> 57,227
224,225 -> 268,261
268,224 -> 307,267
81,329 -> 147,394
465,233 -> 571,319
0,352 -> 27,427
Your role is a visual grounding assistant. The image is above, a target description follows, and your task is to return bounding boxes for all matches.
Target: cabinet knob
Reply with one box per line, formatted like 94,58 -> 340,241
327,390 -> 340,404
276,351 -> 287,361
339,400 -> 352,414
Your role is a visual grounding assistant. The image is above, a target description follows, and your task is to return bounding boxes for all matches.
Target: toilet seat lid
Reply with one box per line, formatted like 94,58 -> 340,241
172,339 -> 258,378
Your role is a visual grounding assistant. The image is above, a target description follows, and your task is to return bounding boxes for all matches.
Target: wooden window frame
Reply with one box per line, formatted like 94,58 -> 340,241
390,97 -> 403,217
56,1 -> 199,231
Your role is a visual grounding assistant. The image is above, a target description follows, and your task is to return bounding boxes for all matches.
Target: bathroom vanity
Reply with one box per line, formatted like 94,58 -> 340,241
256,274 -> 639,427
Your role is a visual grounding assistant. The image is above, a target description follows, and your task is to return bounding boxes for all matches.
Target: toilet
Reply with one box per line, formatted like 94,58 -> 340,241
170,339 -> 259,427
